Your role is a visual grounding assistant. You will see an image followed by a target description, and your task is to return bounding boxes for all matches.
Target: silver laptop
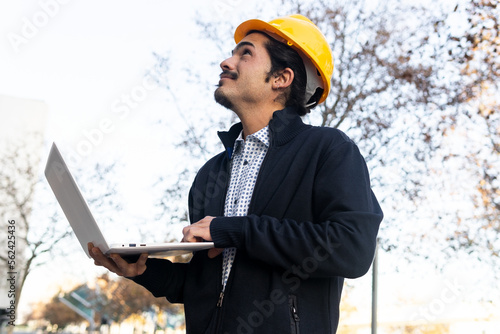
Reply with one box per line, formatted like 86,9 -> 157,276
44,142 -> 214,258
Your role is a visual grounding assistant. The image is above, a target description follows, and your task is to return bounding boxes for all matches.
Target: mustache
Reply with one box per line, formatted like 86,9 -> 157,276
219,70 -> 238,80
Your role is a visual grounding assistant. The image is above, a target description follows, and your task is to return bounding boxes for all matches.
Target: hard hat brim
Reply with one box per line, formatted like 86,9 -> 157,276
234,19 -> 279,44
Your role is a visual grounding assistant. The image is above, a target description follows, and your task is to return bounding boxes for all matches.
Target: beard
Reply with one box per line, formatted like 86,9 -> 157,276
214,70 -> 238,110
214,86 -> 234,110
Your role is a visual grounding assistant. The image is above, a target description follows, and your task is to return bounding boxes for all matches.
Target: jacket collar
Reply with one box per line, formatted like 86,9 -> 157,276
217,106 -> 308,159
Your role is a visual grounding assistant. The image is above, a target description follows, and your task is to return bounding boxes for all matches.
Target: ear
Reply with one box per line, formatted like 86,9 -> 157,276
272,68 -> 294,90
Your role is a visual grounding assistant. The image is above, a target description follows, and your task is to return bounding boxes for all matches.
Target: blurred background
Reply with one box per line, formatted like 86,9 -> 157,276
0,0 -> 499,333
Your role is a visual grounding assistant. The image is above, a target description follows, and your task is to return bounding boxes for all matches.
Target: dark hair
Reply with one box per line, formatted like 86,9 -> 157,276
248,30 -> 309,116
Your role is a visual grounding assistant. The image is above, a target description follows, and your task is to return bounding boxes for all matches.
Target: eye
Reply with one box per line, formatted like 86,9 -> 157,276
242,48 -> 252,56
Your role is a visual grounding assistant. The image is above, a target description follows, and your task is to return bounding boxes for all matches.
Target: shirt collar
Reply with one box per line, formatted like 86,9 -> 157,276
233,126 -> 270,154
253,126 -> 270,147
217,106 -> 307,159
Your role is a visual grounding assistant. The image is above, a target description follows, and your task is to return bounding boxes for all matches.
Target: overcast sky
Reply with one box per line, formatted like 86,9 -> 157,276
0,0 -> 270,319
0,0 -> 205,317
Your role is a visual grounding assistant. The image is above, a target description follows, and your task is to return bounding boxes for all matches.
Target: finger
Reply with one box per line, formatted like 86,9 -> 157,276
183,225 -> 213,243
181,226 -> 191,242
135,253 -> 149,275
109,254 -> 133,276
90,248 -> 120,271
95,259 -> 121,275
89,243 -> 109,265
110,253 -> 148,277
182,235 -> 203,243
208,248 -> 223,259
87,242 -> 94,256
138,253 -> 149,265
182,226 -> 199,243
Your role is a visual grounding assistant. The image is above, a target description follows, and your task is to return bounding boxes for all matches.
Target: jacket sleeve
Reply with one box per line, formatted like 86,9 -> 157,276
131,163 -> 223,303
131,258 -> 188,303
209,140 -> 383,279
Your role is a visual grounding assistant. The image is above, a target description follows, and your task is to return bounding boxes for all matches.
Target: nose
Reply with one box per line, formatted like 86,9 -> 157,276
220,55 -> 235,71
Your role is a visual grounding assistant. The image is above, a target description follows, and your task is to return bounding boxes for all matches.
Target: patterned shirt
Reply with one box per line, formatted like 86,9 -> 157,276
221,126 -> 270,290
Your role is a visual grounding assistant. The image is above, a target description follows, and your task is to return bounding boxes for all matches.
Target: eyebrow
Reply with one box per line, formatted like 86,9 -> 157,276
232,41 -> 255,55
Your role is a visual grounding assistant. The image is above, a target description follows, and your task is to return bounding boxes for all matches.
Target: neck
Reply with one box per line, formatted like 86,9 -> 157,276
234,102 -> 285,139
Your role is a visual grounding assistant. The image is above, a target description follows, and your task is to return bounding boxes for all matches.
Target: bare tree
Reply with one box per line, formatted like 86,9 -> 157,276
149,0 -> 499,268
0,135 -> 121,329
29,273 -> 185,332
94,274 -> 183,325
442,0 -> 500,257
0,134 -> 70,328
37,296 -> 85,329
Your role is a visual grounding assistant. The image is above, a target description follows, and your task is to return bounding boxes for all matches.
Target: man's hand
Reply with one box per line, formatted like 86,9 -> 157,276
182,216 -> 223,258
88,242 -> 148,277
182,216 -> 215,242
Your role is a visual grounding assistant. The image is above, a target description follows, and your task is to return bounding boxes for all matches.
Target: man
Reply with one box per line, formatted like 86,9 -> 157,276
89,14 -> 383,333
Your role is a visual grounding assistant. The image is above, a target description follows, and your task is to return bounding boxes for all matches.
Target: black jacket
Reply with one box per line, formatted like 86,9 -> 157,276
133,106 -> 383,333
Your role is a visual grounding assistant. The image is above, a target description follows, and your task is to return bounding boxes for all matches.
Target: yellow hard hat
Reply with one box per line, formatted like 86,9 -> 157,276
234,14 -> 334,107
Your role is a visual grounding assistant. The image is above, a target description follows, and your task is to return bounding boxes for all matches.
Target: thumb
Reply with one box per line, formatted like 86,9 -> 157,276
208,248 -> 224,259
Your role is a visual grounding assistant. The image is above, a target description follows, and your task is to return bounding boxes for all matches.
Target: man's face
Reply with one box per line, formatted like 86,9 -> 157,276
214,32 -> 274,111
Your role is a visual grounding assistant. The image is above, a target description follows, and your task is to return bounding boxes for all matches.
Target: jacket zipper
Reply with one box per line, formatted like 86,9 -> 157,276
213,290 -> 224,333
289,295 -> 300,334
217,290 -> 224,308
